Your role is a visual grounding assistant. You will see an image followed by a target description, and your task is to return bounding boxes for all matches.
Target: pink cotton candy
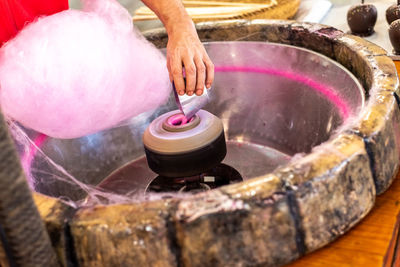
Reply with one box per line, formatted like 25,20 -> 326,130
0,0 -> 171,139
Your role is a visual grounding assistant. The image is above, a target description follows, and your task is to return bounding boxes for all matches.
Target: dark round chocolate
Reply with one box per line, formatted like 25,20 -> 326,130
386,4 -> 400,24
347,4 -> 377,36
389,19 -> 400,54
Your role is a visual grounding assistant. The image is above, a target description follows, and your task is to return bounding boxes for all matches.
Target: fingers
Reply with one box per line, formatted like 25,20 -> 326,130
204,55 -> 214,89
169,46 -> 214,96
166,58 -> 173,82
194,55 -> 205,96
183,57 -> 196,96
170,56 -> 185,96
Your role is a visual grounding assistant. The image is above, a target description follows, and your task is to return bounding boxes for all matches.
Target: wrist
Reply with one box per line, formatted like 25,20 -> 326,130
164,14 -> 196,36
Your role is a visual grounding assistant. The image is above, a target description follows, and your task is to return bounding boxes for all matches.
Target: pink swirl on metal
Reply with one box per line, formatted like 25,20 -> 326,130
167,113 -> 194,126
215,66 -> 350,120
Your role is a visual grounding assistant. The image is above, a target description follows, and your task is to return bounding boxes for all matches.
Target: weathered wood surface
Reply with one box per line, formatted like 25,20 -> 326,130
286,168 -> 400,267
70,201 -> 177,267
32,193 -> 76,267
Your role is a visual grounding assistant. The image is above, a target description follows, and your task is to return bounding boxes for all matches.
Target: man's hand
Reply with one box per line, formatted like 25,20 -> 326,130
140,0 -> 214,96
167,20 -> 214,96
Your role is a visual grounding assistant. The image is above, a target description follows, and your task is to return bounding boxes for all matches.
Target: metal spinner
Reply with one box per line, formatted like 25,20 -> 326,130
143,109 -> 242,192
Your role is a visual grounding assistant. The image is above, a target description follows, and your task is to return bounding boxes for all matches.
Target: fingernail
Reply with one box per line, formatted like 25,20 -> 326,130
179,90 -> 184,95
187,91 -> 194,96
196,90 -> 202,95
206,84 -> 211,89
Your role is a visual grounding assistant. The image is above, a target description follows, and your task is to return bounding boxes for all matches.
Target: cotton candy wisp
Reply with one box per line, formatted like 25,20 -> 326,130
0,0 -> 171,139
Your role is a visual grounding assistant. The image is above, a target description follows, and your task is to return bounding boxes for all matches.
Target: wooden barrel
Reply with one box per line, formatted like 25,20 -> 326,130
1,20 -> 399,267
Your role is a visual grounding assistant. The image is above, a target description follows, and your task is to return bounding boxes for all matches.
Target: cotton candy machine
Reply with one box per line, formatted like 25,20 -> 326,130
4,20 -> 400,267
27,41 -> 363,200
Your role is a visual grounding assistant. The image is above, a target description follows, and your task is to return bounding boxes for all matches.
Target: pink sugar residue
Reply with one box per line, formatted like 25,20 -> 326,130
21,133 -> 48,187
215,66 -> 350,120
167,113 -> 194,126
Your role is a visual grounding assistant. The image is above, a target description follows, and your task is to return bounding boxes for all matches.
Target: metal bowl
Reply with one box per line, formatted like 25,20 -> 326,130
23,41 -> 364,200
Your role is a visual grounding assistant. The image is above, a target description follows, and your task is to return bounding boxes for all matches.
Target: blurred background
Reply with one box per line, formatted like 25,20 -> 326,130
69,0 -> 161,30
66,0 -> 396,56
67,0 -> 375,32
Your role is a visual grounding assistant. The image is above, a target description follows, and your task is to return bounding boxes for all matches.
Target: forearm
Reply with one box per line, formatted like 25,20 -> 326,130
140,0 -> 194,34
141,0 -> 214,94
